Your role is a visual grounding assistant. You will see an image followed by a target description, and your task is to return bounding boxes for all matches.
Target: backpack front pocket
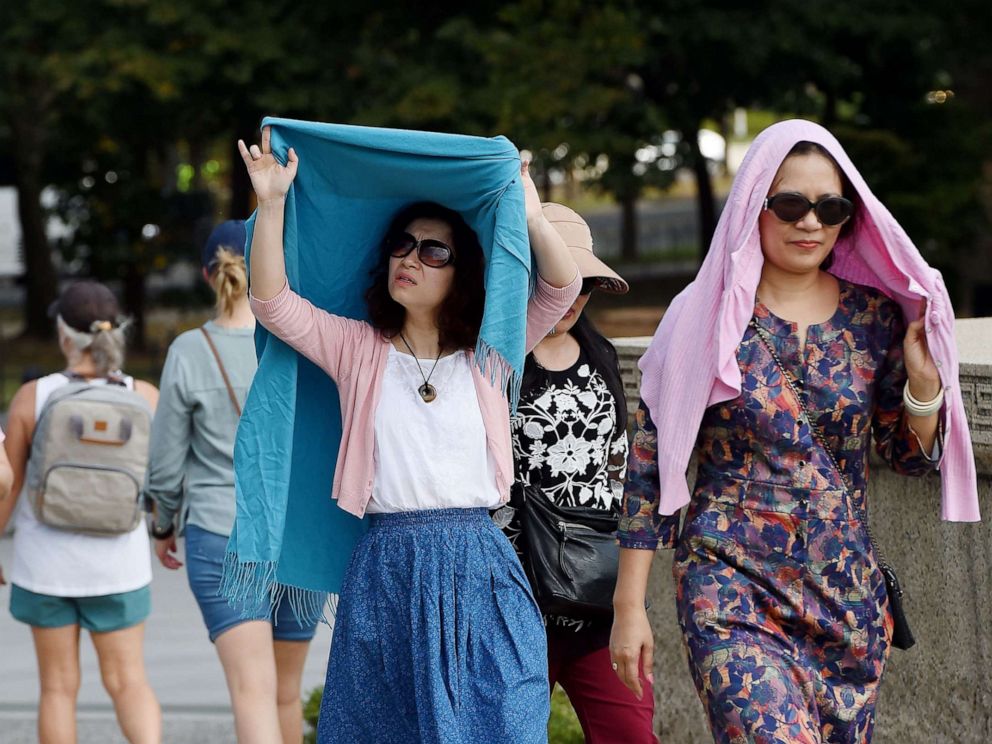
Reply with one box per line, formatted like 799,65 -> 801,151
37,463 -> 142,535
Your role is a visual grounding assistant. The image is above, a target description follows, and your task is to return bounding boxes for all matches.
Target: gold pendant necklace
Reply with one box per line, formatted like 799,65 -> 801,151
399,333 -> 442,403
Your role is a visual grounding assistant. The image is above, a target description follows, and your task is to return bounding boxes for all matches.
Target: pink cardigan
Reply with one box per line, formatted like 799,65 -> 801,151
250,273 -> 580,517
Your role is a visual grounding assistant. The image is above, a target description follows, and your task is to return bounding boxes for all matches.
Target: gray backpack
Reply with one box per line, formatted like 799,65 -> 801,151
26,378 -> 152,535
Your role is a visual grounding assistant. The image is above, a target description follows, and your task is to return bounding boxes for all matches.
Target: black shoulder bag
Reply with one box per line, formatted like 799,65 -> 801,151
750,319 -> 915,650
512,481 -> 621,617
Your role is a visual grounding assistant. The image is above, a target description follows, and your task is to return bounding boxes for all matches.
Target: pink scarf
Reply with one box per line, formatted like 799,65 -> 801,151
639,119 -> 979,522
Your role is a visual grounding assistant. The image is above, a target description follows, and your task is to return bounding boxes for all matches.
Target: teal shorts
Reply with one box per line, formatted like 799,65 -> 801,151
10,584 -> 151,633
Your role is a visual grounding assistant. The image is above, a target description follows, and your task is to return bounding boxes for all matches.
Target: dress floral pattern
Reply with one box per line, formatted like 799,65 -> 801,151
619,281 -> 939,743
512,358 -> 627,509
496,349 -> 628,633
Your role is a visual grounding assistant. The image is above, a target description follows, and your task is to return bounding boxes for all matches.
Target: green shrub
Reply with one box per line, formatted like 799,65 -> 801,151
302,683 -> 584,743
303,686 -> 322,744
549,685 -> 585,743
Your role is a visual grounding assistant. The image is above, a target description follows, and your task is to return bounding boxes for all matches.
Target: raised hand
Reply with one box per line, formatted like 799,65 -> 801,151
903,314 -> 941,401
520,158 -> 544,227
519,155 -> 580,291
237,126 -> 299,204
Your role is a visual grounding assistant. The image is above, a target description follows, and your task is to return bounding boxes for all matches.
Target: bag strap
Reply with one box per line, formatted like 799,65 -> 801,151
200,327 -> 242,416
748,319 -> 903,597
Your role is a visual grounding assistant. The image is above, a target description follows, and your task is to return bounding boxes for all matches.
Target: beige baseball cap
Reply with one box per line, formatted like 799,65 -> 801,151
541,202 -> 629,294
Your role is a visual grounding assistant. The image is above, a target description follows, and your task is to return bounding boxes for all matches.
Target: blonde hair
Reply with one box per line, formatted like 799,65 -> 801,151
210,247 -> 248,316
57,315 -> 130,377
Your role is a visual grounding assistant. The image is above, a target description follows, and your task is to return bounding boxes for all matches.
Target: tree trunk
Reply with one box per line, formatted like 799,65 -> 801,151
688,126 -> 717,258
822,89 -> 838,129
189,139 -> 205,190
9,103 -> 57,339
229,136 -> 254,218
122,257 -> 146,351
540,163 -> 554,203
230,111 -> 263,218
620,193 -> 638,262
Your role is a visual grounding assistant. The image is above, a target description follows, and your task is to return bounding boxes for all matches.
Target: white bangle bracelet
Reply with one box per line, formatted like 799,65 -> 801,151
903,384 -> 944,417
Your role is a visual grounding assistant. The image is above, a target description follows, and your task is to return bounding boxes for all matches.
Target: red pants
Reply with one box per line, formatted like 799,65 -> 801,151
547,626 -> 659,743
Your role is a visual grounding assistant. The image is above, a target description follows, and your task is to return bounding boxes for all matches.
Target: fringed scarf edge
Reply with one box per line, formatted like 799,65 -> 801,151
220,551 -> 338,628
475,336 -> 522,411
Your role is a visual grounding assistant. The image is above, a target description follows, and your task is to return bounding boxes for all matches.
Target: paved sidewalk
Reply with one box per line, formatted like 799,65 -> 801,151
0,535 -> 333,743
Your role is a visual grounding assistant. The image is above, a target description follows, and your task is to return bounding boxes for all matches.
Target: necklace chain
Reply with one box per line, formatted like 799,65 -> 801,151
398,333 -> 442,402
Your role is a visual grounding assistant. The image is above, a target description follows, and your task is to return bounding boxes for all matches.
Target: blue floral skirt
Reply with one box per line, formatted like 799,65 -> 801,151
317,507 -> 550,744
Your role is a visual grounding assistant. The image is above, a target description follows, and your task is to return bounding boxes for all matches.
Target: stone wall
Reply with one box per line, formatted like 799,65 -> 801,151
613,317 -> 992,743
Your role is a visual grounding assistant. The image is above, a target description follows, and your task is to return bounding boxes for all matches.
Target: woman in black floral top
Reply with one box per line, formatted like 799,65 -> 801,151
496,203 -> 658,743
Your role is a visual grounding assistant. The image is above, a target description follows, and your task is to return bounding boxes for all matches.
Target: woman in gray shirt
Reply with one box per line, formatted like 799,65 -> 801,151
145,221 -> 316,744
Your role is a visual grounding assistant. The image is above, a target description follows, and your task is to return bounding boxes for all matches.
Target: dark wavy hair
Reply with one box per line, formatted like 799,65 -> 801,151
521,313 -> 627,437
365,202 -> 485,351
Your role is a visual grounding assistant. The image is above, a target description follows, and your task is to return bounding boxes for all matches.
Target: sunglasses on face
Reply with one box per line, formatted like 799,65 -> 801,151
579,278 -> 598,296
386,232 -> 455,268
763,192 -> 854,227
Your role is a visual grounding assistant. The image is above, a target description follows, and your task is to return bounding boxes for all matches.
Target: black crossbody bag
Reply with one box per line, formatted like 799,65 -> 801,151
512,481 -> 621,618
750,319 -> 915,650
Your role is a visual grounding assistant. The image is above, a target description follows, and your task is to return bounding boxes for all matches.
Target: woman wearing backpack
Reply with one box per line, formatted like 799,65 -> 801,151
144,221 -> 317,744
0,427 -> 12,505
0,280 -> 161,744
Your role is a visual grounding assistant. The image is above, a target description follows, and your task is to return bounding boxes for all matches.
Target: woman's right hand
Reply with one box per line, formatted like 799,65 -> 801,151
610,604 -> 655,699
237,126 -> 299,204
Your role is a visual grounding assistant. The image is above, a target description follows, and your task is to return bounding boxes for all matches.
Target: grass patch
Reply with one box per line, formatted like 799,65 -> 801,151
549,684 -> 585,743
302,684 -> 584,743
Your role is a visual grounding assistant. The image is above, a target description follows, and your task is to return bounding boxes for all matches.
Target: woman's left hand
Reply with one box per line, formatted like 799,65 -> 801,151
519,154 -> 578,290
154,536 -> 183,570
903,315 -> 942,401
520,159 -> 544,228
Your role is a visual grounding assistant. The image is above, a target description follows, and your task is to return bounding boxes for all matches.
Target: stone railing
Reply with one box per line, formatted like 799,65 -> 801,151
613,317 -> 992,743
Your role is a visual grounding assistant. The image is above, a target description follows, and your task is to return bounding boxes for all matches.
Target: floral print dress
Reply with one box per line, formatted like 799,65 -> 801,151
619,281 -> 939,744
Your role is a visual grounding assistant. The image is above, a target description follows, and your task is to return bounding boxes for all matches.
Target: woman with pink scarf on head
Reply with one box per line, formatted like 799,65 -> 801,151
610,120 -> 979,743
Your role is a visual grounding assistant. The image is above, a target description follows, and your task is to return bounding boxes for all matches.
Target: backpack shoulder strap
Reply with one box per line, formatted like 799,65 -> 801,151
200,326 -> 242,416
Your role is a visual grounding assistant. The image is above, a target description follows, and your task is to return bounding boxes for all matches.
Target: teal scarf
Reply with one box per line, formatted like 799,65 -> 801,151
222,118 -> 531,623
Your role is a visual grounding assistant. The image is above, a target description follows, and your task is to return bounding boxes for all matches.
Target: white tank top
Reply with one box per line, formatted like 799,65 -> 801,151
368,348 -> 500,513
10,372 -> 153,596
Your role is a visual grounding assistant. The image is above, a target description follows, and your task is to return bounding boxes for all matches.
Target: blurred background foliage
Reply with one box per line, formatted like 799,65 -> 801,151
1,0 -> 990,346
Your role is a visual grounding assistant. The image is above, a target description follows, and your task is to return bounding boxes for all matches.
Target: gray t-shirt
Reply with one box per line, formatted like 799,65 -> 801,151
144,320 -> 256,537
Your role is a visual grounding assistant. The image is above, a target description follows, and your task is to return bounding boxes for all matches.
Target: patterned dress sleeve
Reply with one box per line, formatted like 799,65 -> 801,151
617,399 -> 681,550
871,303 -> 943,477
607,426 -> 629,510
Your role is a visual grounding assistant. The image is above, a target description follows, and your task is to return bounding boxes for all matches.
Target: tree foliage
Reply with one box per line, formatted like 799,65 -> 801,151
2,0 -> 989,337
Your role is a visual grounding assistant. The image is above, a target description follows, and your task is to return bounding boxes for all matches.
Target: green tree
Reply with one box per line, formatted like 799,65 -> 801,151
464,0 -> 671,259
0,1 -> 87,338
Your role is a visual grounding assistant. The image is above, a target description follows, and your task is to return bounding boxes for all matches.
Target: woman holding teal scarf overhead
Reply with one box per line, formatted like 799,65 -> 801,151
238,127 -> 579,743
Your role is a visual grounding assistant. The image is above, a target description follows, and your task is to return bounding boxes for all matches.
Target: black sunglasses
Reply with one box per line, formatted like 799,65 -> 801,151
386,231 -> 455,268
764,192 -> 854,227
579,278 -> 598,296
